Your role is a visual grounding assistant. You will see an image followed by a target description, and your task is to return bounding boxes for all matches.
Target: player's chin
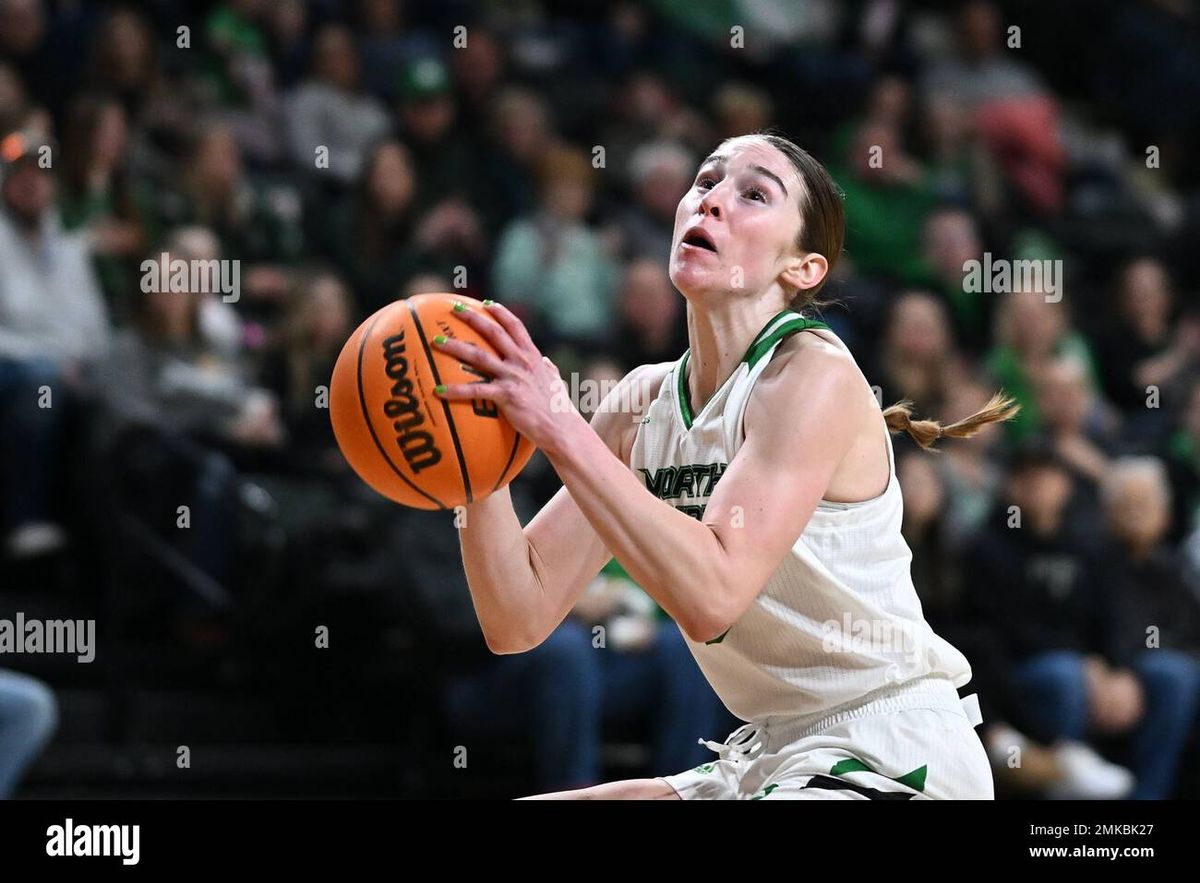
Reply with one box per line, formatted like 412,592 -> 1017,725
669,259 -> 725,298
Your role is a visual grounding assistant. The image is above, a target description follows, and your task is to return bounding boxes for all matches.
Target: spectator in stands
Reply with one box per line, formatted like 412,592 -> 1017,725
830,77 -> 936,285
597,73 -> 710,182
905,435 -> 1132,797
354,0 -> 437,102
85,5 -> 162,123
285,22 -> 390,187
1096,257 -> 1200,444
1165,375 -> 1200,545
157,122 -> 304,272
97,230 -> 281,582
320,138 -> 438,313
0,0 -> 66,117
899,445 -> 959,622
262,0 -> 309,91
1034,355 -> 1122,538
612,140 -> 693,262
985,290 -> 1100,444
918,89 -> 1003,223
870,289 -> 968,422
473,86 -> 555,238
965,438 -> 1136,797
58,92 -> 152,322
260,269 -> 354,475
99,229 -> 280,453
919,207 -> 990,355
1096,458 -> 1200,799
394,57 -> 474,208
492,144 -> 618,347
936,374 -> 1007,549
920,0 -> 1066,215
450,25 -> 506,141
202,1 -> 273,106
0,129 -> 110,559
612,258 -> 687,370
202,0 -> 287,166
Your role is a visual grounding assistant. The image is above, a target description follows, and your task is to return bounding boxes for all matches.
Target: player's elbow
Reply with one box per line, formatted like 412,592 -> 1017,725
481,623 -> 543,655
678,601 -> 738,646
483,631 -> 535,655
665,566 -> 743,645
681,619 -> 731,646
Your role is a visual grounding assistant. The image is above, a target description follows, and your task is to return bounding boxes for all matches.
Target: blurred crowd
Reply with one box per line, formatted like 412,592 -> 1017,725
2,0 -> 1200,798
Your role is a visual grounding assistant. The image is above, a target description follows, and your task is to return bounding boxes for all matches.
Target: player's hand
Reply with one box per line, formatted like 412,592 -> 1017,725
432,300 -> 578,454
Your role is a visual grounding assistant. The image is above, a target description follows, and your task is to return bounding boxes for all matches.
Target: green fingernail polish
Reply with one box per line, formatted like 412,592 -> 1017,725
482,299 -> 495,306
452,302 -> 466,313
433,334 -> 447,345
434,384 -> 446,394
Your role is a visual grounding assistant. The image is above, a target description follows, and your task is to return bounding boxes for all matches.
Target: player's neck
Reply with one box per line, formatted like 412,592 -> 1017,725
685,300 -> 785,412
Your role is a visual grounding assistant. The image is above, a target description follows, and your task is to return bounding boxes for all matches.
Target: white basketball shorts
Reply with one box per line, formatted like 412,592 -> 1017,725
660,675 -> 994,800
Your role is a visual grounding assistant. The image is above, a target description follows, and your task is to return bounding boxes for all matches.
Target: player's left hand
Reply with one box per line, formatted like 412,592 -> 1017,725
432,300 -> 577,453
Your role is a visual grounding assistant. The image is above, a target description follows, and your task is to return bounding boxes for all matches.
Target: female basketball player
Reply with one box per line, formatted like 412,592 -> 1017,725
432,132 -> 1018,799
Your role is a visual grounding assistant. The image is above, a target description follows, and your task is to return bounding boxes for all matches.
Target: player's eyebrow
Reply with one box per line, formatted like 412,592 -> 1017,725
698,155 -> 789,197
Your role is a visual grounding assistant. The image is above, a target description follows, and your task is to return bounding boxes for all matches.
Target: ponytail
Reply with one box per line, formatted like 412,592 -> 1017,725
883,390 -> 1020,452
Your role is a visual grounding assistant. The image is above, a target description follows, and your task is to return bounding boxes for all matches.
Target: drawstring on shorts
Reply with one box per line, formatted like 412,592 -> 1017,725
698,722 -> 766,763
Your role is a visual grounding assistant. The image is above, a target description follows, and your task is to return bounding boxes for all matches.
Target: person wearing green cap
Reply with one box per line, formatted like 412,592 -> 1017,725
395,55 -> 487,256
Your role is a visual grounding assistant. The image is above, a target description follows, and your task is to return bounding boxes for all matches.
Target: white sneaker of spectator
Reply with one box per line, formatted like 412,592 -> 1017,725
1047,741 -> 1135,799
5,522 -> 68,559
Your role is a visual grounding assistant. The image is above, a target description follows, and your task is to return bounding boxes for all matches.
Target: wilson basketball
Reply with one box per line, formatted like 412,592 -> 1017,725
329,293 -> 536,509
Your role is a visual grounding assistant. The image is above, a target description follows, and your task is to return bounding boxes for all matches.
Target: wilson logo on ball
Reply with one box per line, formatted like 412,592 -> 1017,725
381,330 -> 441,473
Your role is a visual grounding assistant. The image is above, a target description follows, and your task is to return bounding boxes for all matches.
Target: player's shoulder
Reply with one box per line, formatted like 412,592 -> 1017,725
748,328 -> 865,425
608,360 -> 675,421
589,360 -> 675,458
623,360 -> 676,396
758,327 -> 859,390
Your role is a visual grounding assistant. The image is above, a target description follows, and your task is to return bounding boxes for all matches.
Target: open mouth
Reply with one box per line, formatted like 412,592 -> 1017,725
681,228 -> 718,253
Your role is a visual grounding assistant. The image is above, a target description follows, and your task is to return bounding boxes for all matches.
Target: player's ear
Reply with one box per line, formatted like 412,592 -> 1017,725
780,252 -> 828,292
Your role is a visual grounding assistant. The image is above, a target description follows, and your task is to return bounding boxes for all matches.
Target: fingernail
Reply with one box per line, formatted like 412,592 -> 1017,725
434,384 -> 446,394
452,302 -> 466,313
482,299 -> 495,306
433,334 -> 447,345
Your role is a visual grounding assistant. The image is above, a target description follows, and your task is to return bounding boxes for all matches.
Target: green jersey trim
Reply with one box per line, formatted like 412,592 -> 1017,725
675,310 -> 832,430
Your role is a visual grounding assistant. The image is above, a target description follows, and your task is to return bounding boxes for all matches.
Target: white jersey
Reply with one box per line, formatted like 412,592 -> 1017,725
629,309 -> 973,723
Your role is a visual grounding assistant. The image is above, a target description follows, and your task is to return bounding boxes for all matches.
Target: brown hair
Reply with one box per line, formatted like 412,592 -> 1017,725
882,390 -> 1021,451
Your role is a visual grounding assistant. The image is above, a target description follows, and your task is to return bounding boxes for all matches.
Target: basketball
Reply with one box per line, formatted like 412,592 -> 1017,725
329,293 -> 536,509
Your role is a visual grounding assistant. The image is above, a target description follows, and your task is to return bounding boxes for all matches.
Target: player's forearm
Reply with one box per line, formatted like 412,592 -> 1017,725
544,415 -> 732,642
457,487 -> 547,653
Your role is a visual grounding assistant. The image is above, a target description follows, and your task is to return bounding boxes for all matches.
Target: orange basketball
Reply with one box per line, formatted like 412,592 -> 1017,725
329,293 -> 536,509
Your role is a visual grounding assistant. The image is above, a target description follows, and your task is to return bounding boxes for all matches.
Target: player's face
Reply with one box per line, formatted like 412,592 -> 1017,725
669,137 -> 805,300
